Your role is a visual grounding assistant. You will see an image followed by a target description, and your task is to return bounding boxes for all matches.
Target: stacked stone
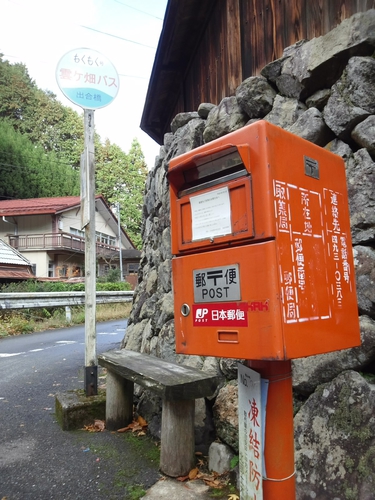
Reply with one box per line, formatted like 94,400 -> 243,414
123,10 -> 375,498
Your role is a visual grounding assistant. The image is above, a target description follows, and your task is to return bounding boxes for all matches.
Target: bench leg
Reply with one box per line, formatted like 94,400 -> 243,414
160,398 -> 195,477
105,370 -> 134,431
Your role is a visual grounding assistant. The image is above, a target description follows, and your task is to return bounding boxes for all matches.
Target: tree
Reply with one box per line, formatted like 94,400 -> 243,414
0,56 -> 36,125
0,119 -> 80,199
96,138 -> 148,248
0,55 -> 85,169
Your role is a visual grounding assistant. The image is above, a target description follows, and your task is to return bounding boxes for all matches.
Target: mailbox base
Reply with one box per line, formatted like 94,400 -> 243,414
248,359 -> 295,499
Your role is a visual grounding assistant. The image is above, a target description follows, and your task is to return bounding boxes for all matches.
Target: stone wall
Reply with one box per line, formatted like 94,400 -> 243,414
122,10 -> 375,499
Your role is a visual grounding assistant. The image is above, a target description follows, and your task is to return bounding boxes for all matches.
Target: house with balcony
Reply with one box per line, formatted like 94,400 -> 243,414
0,196 -> 140,286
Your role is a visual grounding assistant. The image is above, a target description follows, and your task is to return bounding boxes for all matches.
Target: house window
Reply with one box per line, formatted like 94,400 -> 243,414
31,264 -> 37,275
128,263 -> 139,274
59,266 -> 67,277
70,227 -> 116,247
48,262 -> 54,277
70,227 -> 85,238
96,231 -> 116,247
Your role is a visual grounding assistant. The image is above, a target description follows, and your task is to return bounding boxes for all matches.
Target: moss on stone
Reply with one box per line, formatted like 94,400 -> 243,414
55,388 -> 106,430
327,383 -> 368,441
357,446 -> 375,481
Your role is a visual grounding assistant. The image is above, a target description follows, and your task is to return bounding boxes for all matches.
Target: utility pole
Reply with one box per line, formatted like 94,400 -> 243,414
82,109 -> 97,396
117,202 -> 124,281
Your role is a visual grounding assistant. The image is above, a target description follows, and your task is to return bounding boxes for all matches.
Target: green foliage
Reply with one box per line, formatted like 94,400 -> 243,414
0,280 -> 131,293
0,118 -> 80,198
97,281 -> 132,291
97,267 -> 122,283
96,138 -> 148,249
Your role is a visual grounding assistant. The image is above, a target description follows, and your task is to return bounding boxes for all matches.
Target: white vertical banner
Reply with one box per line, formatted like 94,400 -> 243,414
238,363 -> 268,500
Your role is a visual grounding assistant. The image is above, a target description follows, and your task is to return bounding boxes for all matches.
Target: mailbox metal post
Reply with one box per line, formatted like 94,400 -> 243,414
248,359 -> 296,499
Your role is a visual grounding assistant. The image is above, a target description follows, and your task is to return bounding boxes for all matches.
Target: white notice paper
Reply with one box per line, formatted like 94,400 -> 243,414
190,187 -> 232,241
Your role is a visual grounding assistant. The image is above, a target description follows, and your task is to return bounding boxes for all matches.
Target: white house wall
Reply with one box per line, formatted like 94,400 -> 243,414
18,214 -> 52,235
59,207 -> 118,241
23,251 -> 49,278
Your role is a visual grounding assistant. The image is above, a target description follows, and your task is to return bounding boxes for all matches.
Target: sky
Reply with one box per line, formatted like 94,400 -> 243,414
0,0 -> 168,169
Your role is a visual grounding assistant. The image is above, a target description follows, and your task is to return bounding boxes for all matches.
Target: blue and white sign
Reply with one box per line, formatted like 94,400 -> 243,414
56,48 -> 119,110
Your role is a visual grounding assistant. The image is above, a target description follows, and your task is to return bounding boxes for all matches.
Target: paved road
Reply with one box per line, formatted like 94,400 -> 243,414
0,320 -> 161,500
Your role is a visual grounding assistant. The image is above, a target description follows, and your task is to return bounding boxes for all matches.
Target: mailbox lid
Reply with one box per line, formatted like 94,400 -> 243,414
176,175 -> 254,253
169,143 -> 257,255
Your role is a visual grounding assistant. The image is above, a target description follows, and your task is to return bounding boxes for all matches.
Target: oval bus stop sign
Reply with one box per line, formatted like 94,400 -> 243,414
56,48 -> 119,110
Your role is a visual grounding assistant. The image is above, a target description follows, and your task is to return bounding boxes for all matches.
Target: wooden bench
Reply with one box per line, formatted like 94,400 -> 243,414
98,349 -> 223,477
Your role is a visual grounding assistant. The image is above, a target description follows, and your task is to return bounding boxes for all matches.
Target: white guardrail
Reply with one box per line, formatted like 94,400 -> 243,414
0,291 -> 134,310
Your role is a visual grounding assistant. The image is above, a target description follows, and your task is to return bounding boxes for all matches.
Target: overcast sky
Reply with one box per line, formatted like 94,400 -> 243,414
0,0 -> 168,168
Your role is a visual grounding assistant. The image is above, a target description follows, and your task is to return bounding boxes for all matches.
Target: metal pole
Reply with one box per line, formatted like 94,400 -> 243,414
117,202 -> 124,281
247,359 -> 296,499
82,109 -> 97,396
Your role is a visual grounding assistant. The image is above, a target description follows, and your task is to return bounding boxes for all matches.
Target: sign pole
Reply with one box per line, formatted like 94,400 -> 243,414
56,48 -> 120,397
83,109 -> 97,396
247,360 -> 296,499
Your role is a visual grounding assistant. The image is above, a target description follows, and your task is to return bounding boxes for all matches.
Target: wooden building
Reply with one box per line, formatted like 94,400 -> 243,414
141,0 -> 375,145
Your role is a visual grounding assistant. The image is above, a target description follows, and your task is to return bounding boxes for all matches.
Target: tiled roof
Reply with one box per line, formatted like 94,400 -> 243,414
0,196 -> 81,216
0,268 -> 34,279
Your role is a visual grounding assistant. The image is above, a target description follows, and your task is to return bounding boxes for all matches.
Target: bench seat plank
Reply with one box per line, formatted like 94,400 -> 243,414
98,349 -> 222,400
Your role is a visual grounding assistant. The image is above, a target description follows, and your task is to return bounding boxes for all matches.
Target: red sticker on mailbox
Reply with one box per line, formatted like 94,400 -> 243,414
193,302 -> 248,327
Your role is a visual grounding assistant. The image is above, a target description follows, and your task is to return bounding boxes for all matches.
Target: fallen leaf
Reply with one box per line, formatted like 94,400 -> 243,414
177,475 -> 189,482
117,417 -> 148,435
228,495 -> 239,500
82,419 -> 105,432
94,419 -> 105,431
117,426 -> 131,433
137,415 -> 147,427
204,479 -> 222,488
188,468 -> 199,480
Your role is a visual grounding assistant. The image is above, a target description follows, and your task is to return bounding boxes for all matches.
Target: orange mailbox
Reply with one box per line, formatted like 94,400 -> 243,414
168,120 -> 360,360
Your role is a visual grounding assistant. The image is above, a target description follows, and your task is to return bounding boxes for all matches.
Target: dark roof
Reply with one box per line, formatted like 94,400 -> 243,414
140,0 -> 216,144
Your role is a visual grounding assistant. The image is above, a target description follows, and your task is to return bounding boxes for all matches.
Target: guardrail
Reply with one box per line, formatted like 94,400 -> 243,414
0,291 -> 134,310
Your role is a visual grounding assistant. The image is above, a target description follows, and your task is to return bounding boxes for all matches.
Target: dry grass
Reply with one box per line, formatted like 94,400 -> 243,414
0,302 -> 132,337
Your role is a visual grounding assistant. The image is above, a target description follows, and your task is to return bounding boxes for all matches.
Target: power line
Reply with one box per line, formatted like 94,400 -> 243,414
79,25 -> 156,49
113,0 -> 164,20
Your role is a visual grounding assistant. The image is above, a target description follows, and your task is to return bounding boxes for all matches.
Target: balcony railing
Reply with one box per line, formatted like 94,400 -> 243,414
8,232 -> 120,257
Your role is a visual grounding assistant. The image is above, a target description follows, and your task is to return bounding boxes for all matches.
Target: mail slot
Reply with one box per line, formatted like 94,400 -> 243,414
168,120 -> 360,360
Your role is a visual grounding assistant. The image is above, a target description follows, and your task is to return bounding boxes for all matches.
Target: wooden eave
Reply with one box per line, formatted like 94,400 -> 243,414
140,0 -> 216,145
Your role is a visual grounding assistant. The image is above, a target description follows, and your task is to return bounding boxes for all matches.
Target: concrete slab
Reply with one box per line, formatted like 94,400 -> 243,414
55,389 -> 106,430
142,478 -> 212,499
